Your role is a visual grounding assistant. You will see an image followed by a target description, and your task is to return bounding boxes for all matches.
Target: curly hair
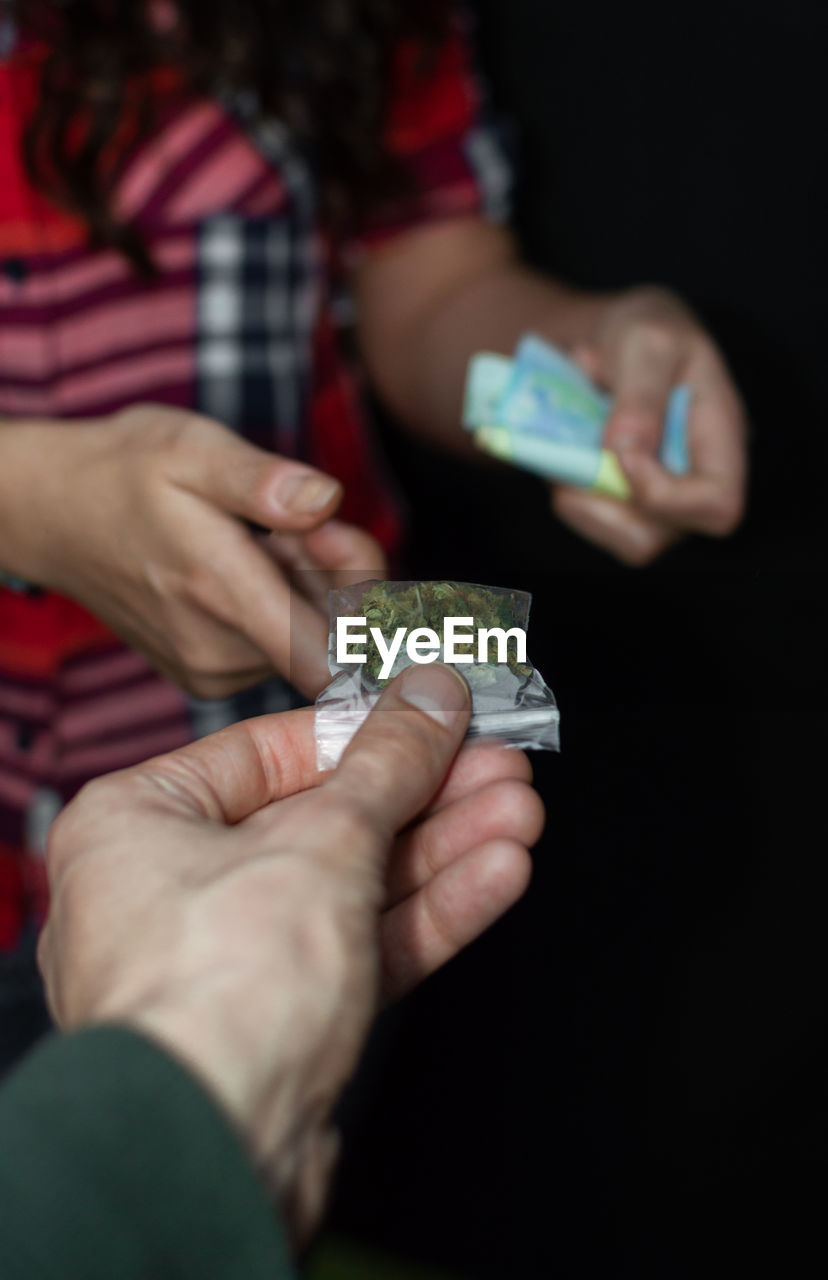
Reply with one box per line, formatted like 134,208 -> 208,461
15,0 -> 451,271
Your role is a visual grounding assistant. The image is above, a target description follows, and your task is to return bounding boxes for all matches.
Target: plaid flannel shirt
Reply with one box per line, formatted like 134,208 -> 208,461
0,11 -> 512,948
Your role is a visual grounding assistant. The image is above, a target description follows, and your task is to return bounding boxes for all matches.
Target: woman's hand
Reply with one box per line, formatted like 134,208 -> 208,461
550,287 -> 748,565
354,220 -> 747,567
3,404 -> 384,697
39,664 -> 543,1246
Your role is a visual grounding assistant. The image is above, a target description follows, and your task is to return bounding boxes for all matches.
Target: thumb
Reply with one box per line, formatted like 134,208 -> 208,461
176,418 -> 343,530
324,663 -> 472,849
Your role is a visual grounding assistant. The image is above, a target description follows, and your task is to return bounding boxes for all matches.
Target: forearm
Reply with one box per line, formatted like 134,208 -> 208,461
394,263 -> 607,449
356,221 -> 609,452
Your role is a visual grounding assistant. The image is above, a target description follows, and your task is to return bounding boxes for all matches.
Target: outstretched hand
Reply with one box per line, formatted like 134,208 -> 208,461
39,663 -> 544,1245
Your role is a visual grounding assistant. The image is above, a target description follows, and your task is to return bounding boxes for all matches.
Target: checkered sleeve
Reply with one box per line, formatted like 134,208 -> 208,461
349,16 -> 513,255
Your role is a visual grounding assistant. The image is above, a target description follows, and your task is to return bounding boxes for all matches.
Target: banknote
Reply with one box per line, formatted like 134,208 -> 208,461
499,338 -> 609,448
462,352 -> 514,429
463,334 -> 691,490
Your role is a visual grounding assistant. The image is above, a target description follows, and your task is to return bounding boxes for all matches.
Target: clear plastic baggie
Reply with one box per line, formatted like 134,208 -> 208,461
314,579 -> 560,770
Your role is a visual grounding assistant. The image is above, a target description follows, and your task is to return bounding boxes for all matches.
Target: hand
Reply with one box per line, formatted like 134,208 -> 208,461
550,287 -> 748,565
12,404 -> 384,697
38,663 -> 543,1246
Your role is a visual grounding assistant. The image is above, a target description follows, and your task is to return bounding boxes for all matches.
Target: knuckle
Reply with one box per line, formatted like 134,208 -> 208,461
323,793 -> 378,851
148,410 -> 225,476
359,727 -> 430,793
116,404 -> 192,450
627,318 -> 678,360
641,478 -> 670,512
475,777 -> 546,849
110,403 -> 158,434
163,409 -> 207,448
498,778 -> 546,845
626,284 -> 688,325
44,778 -> 104,879
632,284 -> 680,312
610,408 -> 662,445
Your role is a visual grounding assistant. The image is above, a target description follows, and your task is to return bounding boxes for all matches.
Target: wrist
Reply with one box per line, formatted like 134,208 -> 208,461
113,995 -> 299,1189
0,419 -> 76,585
536,283 -> 619,353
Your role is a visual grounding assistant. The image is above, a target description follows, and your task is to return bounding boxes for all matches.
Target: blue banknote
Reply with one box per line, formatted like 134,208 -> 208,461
463,334 -> 691,481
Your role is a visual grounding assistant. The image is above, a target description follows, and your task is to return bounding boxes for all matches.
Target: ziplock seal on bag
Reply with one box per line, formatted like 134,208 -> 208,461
314,580 -> 560,770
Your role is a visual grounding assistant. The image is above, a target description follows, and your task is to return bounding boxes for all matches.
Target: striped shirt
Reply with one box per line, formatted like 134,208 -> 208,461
0,15 -> 511,948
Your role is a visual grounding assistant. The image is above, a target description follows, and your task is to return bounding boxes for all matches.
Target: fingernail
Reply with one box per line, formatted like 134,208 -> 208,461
279,473 -> 342,514
398,663 -> 470,728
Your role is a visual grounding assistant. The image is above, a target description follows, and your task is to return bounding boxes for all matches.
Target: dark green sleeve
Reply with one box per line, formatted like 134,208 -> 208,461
0,1026 -> 296,1280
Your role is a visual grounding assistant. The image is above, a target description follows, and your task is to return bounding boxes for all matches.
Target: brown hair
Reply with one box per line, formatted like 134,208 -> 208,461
17,0 -> 450,271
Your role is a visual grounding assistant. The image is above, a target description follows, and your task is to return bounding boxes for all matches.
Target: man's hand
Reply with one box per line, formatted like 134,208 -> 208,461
2,404 -> 384,698
38,664 -> 543,1246
551,287 -> 748,565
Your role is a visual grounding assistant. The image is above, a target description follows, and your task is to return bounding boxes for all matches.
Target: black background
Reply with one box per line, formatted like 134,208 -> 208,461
326,3 -> 828,1276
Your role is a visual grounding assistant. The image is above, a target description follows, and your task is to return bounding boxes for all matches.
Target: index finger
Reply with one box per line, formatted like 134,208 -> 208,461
602,324 -> 684,455
107,707 -> 320,827
196,514 -> 332,697
618,356 -> 748,535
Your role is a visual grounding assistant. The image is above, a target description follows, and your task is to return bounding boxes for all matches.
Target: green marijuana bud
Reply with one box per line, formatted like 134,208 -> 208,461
356,580 -> 528,684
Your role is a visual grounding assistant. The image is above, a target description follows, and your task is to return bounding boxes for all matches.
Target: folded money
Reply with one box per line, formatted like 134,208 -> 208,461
463,334 -> 691,498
